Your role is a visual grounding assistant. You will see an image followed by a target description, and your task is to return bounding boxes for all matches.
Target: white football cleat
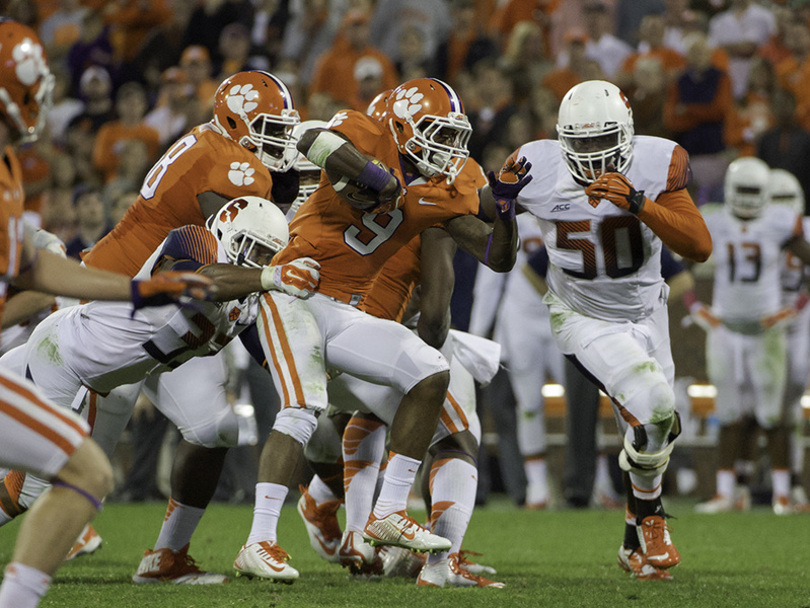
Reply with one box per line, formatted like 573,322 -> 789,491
456,550 -> 496,576
417,553 -> 504,588
525,482 -> 548,510
297,484 -> 342,563
132,544 -> 228,584
338,531 -> 375,570
772,495 -> 793,515
233,542 -> 299,583
363,511 -> 451,553
66,524 -> 102,560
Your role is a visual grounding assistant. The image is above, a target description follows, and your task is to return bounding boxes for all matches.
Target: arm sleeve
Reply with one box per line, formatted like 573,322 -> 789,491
156,226 -> 219,272
638,189 -> 712,262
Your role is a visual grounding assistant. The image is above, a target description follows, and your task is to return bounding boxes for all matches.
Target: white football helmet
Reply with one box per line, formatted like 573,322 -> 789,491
286,119 -> 328,218
724,157 -> 771,219
768,168 -> 804,216
207,196 -> 289,267
557,80 -> 634,184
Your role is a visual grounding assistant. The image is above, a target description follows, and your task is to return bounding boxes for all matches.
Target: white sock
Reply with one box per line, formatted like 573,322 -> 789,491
247,482 -> 288,546
717,469 -> 735,499
372,453 -> 421,519
0,562 -> 51,608
343,417 -> 386,532
154,498 -> 205,552
307,475 -> 338,506
426,458 -> 477,565
772,468 -> 790,499
523,457 -> 546,488
629,472 -> 662,501
0,507 -> 13,527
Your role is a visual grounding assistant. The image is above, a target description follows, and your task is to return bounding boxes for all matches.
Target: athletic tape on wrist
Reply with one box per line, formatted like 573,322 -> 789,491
308,131 -> 347,167
357,160 -> 391,192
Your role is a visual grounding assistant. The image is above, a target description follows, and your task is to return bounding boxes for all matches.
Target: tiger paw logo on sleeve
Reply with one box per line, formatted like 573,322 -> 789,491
226,84 -> 259,114
228,162 -> 255,186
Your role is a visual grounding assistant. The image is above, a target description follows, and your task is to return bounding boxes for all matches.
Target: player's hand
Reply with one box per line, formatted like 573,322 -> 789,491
688,302 -> 721,332
261,257 -> 320,298
488,156 -> 533,220
131,271 -> 214,311
760,307 -> 796,330
585,172 -> 646,214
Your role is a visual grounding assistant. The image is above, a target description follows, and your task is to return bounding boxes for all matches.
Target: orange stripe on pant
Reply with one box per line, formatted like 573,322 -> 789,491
0,374 -> 88,437
0,399 -> 79,456
260,293 -> 306,407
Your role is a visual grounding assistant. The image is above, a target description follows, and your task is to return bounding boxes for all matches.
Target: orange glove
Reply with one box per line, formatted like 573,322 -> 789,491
584,172 -> 646,214
131,271 -> 214,310
261,257 -> 320,298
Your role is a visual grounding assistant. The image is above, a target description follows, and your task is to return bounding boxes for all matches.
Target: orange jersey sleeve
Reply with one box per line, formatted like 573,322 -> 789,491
83,124 -> 273,276
275,110 -> 480,305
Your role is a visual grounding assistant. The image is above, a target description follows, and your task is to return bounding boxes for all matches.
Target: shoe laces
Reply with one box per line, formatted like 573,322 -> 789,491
448,554 -> 487,584
457,549 -> 484,568
258,542 -> 291,563
172,548 -> 205,575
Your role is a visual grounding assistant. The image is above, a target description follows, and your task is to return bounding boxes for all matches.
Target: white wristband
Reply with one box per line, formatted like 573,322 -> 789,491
260,265 -> 279,291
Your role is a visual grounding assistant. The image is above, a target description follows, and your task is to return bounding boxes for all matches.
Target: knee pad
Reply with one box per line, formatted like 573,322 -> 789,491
304,413 -> 343,464
618,412 -> 682,478
273,407 -> 318,446
181,409 -> 240,448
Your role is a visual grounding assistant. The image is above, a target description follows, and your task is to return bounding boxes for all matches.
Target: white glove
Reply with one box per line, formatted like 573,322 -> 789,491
261,257 -> 320,299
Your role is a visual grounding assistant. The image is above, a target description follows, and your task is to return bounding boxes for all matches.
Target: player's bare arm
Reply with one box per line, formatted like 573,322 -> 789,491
297,127 -> 401,204
416,227 -> 456,349
12,231 -> 212,306
0,291 -> 55,328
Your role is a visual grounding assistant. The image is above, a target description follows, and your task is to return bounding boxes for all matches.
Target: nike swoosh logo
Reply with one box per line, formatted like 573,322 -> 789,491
418,198 -> 438,206
400,528 -> 416,540
314,535 -> 336,555
648,552 -> 669,561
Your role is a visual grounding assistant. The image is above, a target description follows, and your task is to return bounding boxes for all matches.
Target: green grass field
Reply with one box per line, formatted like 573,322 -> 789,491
1,497 -> 809,608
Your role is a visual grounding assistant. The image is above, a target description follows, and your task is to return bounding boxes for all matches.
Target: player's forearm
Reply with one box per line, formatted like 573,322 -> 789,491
485,216 -> 518,272
638,192 -> 712,262
1,291 -> 56,328
298,128 -> 366,177
14,250 -> 134,301
197,264 -> 263,301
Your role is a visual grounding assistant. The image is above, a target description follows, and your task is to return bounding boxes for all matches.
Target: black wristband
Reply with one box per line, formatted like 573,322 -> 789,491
628,189 -> 646,214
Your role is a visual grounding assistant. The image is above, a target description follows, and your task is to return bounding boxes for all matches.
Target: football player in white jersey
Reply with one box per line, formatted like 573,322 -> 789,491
691,159 -> 810,516
770,169 -> 810,510
0,198 -> 319,560
499,80 -> 712,580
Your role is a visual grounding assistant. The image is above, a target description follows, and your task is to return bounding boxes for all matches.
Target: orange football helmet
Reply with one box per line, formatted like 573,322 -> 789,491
0,20 -> 54,143
366,88 -> 392,122
384,78 -> 471,183
212,70 -> 300,172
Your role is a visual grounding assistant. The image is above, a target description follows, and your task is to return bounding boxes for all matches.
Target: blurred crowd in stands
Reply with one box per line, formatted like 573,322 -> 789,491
5,0 -> 810,260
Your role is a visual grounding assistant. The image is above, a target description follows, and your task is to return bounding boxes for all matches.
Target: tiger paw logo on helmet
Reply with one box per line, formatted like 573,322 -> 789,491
12,37 -> 47,86
228,162 -> 255,186
392,87 -> 424,120
226,84 -> 259,115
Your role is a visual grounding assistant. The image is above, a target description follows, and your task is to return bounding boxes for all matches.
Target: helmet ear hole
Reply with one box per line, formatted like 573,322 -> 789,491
395,121 -> 404,133
227,116 -> 237,130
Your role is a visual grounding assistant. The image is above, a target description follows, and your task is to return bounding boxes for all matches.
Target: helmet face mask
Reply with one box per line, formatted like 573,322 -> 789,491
724,157 -> 771,220
212,71 -> 300,172
386,79 -> 471,183
0,21 -> 54,144
208,196 -> 289,268
557,80 -> 634,185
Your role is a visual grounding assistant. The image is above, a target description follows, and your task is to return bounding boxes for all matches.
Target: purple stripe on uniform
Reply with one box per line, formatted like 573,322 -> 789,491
431,78 -> 462,113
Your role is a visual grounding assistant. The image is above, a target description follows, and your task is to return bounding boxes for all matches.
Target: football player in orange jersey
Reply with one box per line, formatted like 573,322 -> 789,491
69,70 -> 304,584
233,77 -> 532,580
0,21 -> 212,608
